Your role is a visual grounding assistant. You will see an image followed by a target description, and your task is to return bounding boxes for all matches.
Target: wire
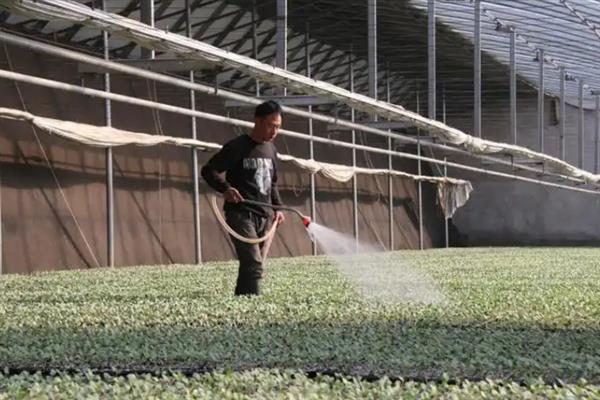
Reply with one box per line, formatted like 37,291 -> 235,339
2,43 -> 101,268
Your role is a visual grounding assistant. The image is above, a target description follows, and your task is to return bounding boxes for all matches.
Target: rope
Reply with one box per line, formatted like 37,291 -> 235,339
209,194 -> 277,244
3,44 -> 101,268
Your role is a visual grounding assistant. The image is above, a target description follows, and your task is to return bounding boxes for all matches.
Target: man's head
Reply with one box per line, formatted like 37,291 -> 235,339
252,100 -> 282,143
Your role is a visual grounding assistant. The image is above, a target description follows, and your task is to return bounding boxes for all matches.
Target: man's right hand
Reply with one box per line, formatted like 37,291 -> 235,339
224,187 -> 244,203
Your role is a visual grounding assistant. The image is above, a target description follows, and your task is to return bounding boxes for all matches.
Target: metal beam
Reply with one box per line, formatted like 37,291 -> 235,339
192,2 -> 229,41
560,66 -> 566,160
276,0 -> 287,71
596,95 -> 600,174
510,28 -> 517,145
579,79 -> 585,169
428,0 -> 436,121
368,0 -> 377,100
350,51 -> 359,253
538,48 -> 544,153
168,0 -> 221,34
327,121 -> 409,131
102,0 -> 113,267
0,155 -> 2,273
306,25 -> 316,256
140,0 -> 155,59
474,0 -> 481,137
210,8 -> 247,49
78,59 -> 214,74
443,85 -> 448,249
318,50 -> 352,83
417,89 -> 424,250
186,0 -> 202,264
252,0 -> 260,96
387,67 -> 394,252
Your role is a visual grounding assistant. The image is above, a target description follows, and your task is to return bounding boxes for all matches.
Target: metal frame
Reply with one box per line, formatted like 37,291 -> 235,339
510,28 -> 517,145
306,24 -> 316,256
579,78 -> 585,168
186,0 -> 202,264
350,49 -> 359,252
538,48 -> 544,153
473,0 -> 481,138
3,0 -> 600,264
102,0 -> 114,268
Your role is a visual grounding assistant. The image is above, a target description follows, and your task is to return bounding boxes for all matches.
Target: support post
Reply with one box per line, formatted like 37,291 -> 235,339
538,48 -> 544,152
443,85 -> 448,249
428,0 -> 436,121
474,0 -> 481,137
386,67 -> 393,251
368,0 -> 377,101
102,0 -> 114,267
276,0 -> 287,95
186,0 -> 202,264
595,95 -> 599,174
306,25 -> 317,255
350,50 -> 358,252
579,79 -> 584,168
252,0 -> 260,96
416,88 -> 424,250
559,67 -> 566,160
510,28 -> 517,144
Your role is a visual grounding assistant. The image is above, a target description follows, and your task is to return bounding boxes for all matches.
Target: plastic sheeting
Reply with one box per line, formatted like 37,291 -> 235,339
1,0 -> 600,186
0,106 -> 472,218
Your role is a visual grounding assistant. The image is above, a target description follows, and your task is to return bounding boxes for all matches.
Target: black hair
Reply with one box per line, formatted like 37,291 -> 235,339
254,100 -> 282,118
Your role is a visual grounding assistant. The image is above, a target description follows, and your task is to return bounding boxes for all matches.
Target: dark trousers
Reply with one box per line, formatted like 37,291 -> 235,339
226,209 -> 271,296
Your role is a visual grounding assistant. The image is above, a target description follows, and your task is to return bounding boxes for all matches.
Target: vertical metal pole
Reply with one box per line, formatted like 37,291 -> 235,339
350,50 -> 358,252
442,84 -> 447,124
510,28 -> 517,145
102,0 -> 114,267
306,25 -> 316,256
0,168 -> 2,274
440,85 -> 450,253
143,0 -> 162,263
386,67 -> 393,251
559,67 -> 566,160
443,157 -> 449,248
368,0 -> 380,250
578,79 -> 584,169
474,0 -> 481,137
538,48 -> 544,153
427,0 -> 435,251
368,0 -> 378,101
186,0 -> 202,264
416,88 -> 423,250
140,0 -> 155,59
276,0 -> 287,95
252,0 -> 260,96
595,95 -> 599,174
428,0 -> 436,121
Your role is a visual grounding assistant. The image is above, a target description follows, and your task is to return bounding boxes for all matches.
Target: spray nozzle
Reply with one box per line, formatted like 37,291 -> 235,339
302,216 -> 312,228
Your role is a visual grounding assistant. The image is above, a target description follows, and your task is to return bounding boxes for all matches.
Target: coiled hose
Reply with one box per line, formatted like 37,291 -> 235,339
210,194 -> 278,245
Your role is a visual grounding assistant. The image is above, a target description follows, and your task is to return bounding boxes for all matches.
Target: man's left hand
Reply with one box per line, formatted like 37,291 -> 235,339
274,211 -> 285,225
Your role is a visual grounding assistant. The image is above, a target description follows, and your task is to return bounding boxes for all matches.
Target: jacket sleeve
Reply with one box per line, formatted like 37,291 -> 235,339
201,140 -> 238,193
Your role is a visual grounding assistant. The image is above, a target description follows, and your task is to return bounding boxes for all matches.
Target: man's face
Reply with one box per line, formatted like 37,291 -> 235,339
255,113 -> 282,142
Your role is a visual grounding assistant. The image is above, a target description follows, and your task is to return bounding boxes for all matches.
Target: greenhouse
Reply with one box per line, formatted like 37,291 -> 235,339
0,0 -> 599,397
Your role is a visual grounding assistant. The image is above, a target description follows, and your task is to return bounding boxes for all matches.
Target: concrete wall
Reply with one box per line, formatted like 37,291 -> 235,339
445,90 -> 600,245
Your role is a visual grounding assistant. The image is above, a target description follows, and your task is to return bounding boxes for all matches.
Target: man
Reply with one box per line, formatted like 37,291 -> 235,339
201,100 -> 285,296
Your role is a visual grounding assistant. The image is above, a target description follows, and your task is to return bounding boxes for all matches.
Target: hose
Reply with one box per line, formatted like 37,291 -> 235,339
210,194 -> 278,245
